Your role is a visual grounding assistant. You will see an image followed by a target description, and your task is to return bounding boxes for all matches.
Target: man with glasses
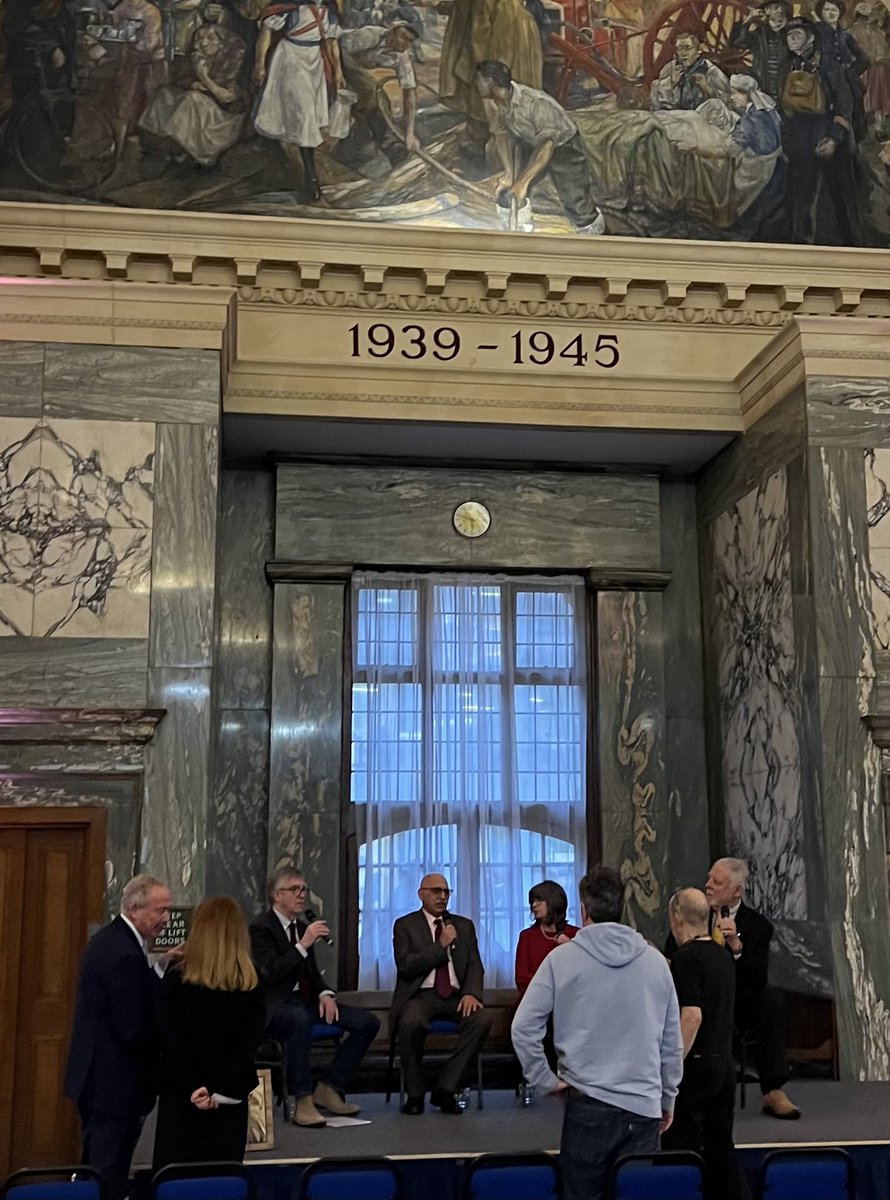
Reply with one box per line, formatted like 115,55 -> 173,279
250,865 -> 380,1127
391,873 -> 492,1114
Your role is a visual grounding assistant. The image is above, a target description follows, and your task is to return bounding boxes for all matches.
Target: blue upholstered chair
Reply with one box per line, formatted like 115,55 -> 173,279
609,1151 -> 705,1200
462,1152 -> 560,1200
297,1158 -> 401,1200
759,1148 -> 853,1200
150,1162 -> 254,1200
385,1018 -> 484,1109
2,1167 -> 105,1200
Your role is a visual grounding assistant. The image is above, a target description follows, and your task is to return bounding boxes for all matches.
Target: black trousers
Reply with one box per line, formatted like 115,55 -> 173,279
662,1055 -> 750,1200
398,989 -> 492,1098
737,985 -> 789,1093
78,1100 -> 144,1200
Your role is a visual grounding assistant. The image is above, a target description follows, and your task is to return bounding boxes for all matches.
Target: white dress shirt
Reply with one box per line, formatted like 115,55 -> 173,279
273,907 -> 334,998
419,908 -> 460,991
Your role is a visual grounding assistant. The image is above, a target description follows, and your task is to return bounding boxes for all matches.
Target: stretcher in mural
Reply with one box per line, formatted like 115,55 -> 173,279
1,0 -> 888,245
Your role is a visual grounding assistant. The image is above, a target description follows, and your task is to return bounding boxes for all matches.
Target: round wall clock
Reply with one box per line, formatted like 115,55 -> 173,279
452,500 -> 491,539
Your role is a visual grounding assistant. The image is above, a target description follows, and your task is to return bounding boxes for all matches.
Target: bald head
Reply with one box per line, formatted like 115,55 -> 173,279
668,887 -> 711,944
418,873 -> 451,917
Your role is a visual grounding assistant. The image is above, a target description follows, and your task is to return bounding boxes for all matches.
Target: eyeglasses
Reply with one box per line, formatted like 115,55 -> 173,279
421,887 -> 452,897
278,885 -> 307,896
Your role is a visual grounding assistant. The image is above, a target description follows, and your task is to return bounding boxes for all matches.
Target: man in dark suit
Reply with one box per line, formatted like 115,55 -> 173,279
249,865 -> 380,1128
64,873 -> 173,1200
706,857 -> 801,1119
391,872 -> 492,1115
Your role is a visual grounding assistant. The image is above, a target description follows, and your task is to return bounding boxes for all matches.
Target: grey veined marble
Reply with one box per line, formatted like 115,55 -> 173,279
866,449 -> 890,652
707,468 -> 806,922
0,418 -> 154,638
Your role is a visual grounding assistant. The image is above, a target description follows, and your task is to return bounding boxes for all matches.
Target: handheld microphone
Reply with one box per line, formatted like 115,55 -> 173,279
720,906 -> 730,919
304,907 -> 334,947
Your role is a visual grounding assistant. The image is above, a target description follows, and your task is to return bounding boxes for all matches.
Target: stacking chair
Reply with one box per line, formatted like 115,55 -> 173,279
734,1027 -> 760,1109
462,1152 -> 560,1200
758,1148 -> 854,1200
297,1158 -> 401,1200
385,1018 -> 484,1109
2,1167 -> 105,1200
150,1162 -> 255,1200
609,1151 -> 705,1200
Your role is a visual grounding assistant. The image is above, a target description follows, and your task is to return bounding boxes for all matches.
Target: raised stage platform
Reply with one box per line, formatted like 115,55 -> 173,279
134,1081 -> 890,1197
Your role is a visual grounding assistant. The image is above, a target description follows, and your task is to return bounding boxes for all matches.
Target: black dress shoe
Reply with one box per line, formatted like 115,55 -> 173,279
429,1087 -> 462,1114
401,1096 -> 424,1115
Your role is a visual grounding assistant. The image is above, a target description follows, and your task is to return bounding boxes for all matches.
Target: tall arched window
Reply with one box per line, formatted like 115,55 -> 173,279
351,573 -> 588,987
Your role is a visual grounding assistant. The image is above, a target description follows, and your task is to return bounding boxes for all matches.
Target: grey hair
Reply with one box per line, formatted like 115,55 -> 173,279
669,887 -> 710,927
121,873 -> 167,913
268,864 -> 304,903
714,857 -> 749,890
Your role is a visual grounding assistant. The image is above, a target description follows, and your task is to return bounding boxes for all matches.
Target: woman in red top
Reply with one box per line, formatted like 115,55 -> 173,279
514,880 -> 580,995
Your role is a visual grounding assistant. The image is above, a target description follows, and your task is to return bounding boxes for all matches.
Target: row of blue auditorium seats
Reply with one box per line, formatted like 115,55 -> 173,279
0,1147 -> 856,1200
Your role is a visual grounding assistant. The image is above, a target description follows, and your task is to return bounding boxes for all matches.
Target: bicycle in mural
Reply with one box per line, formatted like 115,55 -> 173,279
0,0 -> 888,245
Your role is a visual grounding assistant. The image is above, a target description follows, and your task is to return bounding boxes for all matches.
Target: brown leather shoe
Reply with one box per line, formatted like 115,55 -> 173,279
762,1089 -> 801,1119
292,1095 -> 327,1127
313,1082 -> 360,1115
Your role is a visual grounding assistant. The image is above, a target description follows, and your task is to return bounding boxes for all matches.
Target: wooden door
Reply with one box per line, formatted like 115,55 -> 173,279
0,808 -> 106,1177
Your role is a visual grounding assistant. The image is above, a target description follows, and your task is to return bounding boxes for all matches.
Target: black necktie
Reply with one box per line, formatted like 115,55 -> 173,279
288,920 -> 298,948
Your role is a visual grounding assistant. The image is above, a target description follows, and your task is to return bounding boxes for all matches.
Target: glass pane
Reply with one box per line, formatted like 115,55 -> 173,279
350,682 -> 421,805
355,587 -> 417,668
432,683 -> 502,805
433,584 -> 502,673
515,590 -> 576,670
514,684 -> 584,804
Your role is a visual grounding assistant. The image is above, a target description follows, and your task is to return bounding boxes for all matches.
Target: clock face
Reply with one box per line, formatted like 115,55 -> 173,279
453,501 -> 491,539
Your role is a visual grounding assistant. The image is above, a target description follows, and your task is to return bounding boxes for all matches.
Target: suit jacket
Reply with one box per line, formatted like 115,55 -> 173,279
157,967 -> 265,1099
391,909 -> 484,1024
249,908 -> 333,1026
63,915 -> 159,1118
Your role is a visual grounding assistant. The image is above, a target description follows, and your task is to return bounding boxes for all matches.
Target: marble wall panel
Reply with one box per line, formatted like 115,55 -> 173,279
0,343 -> 43,416
0,637 -> 149,706
216,469 -> 274,709
206,708 -> 270,918
0,417 -> 154,638
269,583 -> 345,976
0,771 -> 142,916
43,345 -> 220,424
818,674 -> 890,1078
811,447 -> 876,683
149,423 -> 218,668
142,666 -> 213,902
275,464 -> 660,570
597,590 -> 669,944
807,377 -> 890,449
707,468 -> 807,921
697,386 -> 807,527
867,449 -> 890,653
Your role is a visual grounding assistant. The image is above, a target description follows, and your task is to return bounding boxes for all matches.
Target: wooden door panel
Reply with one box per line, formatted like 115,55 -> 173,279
0,829 -> 26,1177
10,828 -> 87,1168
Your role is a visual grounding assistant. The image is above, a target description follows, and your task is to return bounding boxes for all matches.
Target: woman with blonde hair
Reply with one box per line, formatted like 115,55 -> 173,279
153,896 -> 266,1167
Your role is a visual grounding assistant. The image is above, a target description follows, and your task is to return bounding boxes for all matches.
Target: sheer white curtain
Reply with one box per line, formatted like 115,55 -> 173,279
352,572 -> 588,988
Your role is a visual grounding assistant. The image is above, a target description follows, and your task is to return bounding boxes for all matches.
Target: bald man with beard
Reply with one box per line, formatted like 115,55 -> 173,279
391,873 -> 492,1114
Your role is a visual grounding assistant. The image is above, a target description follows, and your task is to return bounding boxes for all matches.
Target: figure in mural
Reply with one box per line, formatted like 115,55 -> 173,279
815,0 -> 869,138
109,0 -> 166,158
140,6 -> 248,166
475,59 -> 605,232
253,0 -> 346,200
781,16 -> 865,244
650,33 -> 732,109
848,1 -> 890,135
729,0 -> 793,100
340,19 -> 421,163
439,0 -> 543,160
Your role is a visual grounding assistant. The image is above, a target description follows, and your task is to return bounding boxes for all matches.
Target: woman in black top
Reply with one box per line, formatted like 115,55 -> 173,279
153,896 -> 266,1167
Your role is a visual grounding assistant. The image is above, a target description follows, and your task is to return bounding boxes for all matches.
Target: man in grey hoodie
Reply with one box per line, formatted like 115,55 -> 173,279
512,865 -> 684,1200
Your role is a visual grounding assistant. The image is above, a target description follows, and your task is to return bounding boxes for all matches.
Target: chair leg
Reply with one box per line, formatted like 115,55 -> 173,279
739,1037 -> 747,1111
476,1052 -> 483,1110
386,1029 -> 397,1104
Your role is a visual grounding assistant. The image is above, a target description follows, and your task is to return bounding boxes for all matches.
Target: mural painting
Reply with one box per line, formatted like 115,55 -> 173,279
2,0 -> 889,245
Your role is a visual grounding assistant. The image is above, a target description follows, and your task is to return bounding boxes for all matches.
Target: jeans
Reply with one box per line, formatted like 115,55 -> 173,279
560,1091 -> 660,1200
267,997 -> 380,1098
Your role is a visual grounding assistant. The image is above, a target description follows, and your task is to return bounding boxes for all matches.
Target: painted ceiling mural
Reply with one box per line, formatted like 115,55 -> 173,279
2,0 -> 889,245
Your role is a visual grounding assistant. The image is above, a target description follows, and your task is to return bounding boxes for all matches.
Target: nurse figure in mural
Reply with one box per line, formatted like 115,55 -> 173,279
253,0 -> 345,201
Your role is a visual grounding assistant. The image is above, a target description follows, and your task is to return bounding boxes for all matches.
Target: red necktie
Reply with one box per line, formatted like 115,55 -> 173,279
434,918 -> 452,999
